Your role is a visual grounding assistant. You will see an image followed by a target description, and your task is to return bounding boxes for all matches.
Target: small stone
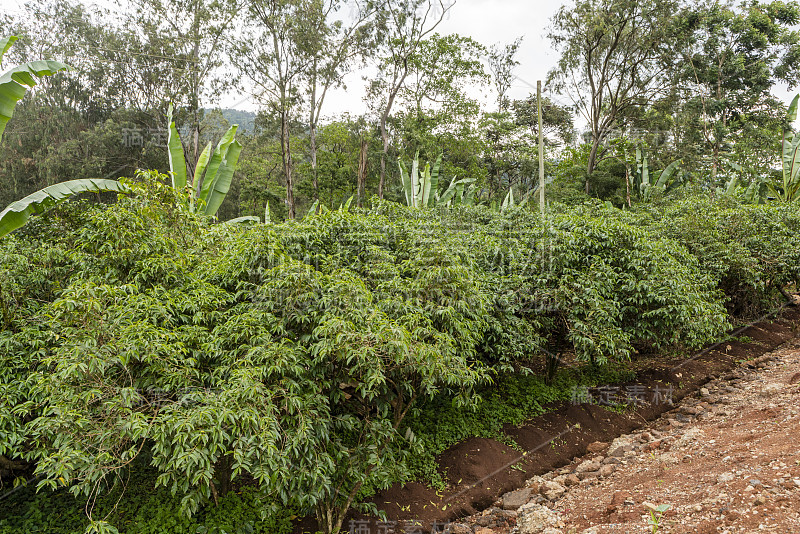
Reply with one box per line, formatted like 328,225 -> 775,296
602,457 -> 621,465
562,474 -> 580,487
640,431 -> 653,442
577,471 -> 599,481
700,387 -> 710,397
586,441 -> 607,454
609,445 -> 631,458
502,487 -> 533,510
748,479 -> 762,487
599,464 -> 615,477
642,501 -> 659,513
717,472 -> 735,484
693,504 -> 703,512
539,480 -> 566,501
517,502 -> 560,534
444,523 -> 473,534
754,495 -> 767,506
575,460 -> 602,473
475,529 -> 494,534
644,440 -> 662,452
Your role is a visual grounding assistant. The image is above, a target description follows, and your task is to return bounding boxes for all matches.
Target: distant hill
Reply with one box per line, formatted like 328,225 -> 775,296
217,108 -> 257,135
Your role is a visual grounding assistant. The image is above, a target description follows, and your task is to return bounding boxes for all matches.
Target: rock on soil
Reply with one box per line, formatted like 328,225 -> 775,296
449,340 -> 800,533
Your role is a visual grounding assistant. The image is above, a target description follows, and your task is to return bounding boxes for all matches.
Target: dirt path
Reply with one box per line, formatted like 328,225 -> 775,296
462,340 -> 800,534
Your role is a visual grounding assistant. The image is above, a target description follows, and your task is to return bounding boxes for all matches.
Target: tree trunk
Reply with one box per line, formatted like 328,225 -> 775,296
309,62 -> 319,202
310,121 -> 319,202
586,134 -> 602,195
281,110 -> 295,219
357,136 -> 368,207
379,128 -> 388,199
625,164 -> 631,207
215,455 -> 233,498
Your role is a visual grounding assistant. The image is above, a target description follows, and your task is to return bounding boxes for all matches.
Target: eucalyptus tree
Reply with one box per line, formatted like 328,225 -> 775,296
128,0 -> 239,178
670,0 -> 800,186
234,0 -> 323,219
548,0 -> 678,194
394,33 -> 488,146
299,0 -> 378,202
366,0 -> 454,198
488,37 -> 522,112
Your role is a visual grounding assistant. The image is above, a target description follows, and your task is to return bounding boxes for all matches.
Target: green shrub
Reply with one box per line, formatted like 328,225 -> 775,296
2,179 -> 796,534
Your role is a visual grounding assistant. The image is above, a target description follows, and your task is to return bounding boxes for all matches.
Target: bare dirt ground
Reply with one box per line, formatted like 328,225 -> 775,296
545,340 -> 800,534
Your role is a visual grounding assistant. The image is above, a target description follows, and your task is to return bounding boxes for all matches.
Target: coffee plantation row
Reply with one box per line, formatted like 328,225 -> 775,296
2,174 -> 799,533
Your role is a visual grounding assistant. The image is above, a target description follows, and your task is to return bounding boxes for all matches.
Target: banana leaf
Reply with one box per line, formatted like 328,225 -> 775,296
410,151 -> 420,207
783,94 -> 800,201
167,103 -> 187,191
439,177 -> 475,205
0,179 -> 128,238
202,138 -> 242,216
427,153 -> 442,207
225,216 -> 260,225
0,56 -> 69,140
0,36 -> 17,64
307,199 -> 320,216
399,159 -> 411,206
192,142 -> 213,191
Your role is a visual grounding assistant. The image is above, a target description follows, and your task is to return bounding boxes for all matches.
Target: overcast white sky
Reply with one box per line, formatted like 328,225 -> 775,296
220,0 -> 568,117
6,0 -> 798,127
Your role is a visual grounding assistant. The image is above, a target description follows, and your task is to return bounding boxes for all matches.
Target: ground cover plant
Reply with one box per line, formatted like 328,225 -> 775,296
3,170 -> 800,533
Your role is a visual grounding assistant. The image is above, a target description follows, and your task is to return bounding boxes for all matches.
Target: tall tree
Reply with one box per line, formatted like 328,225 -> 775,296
488,37 -> 522,112
367,0 -> 453,198
671,0 -> 800,186
300,0 -> 377,202
129,0 -> 238,180
548,0 -> 677,194
235,0 -> 317,219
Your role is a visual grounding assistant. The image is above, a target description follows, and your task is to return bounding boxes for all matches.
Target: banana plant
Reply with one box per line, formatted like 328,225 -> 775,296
0,36 -> 69,140
634,147 -> 684,201
0,37 -> 129,239
0,179 -> 129,238
398,152 -> 476,208
167,104 -> 242,217
767,93 -> 800,202
399,151 -> 439,207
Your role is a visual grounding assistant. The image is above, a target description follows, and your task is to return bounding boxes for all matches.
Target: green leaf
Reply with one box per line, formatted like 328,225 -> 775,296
399,158 -> 411,206
224,216 -> 260,225
167,103 -> 187,191
198,125 -> 238,209
192,142 -> 213,192
0,58 -> 69,140
410,151 -> 420,207
0,36 -> 18,66
202,138 -> 242,217
0,179 -> 128,238
428,153 -> 442,207
307,199 -> 320,217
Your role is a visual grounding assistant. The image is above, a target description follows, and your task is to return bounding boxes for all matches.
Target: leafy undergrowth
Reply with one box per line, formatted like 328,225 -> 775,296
0,466 -> 293,534
406,362 -> 636,490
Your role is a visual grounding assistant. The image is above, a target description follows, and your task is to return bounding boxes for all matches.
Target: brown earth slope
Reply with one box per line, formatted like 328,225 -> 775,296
296,307 -> 800,533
